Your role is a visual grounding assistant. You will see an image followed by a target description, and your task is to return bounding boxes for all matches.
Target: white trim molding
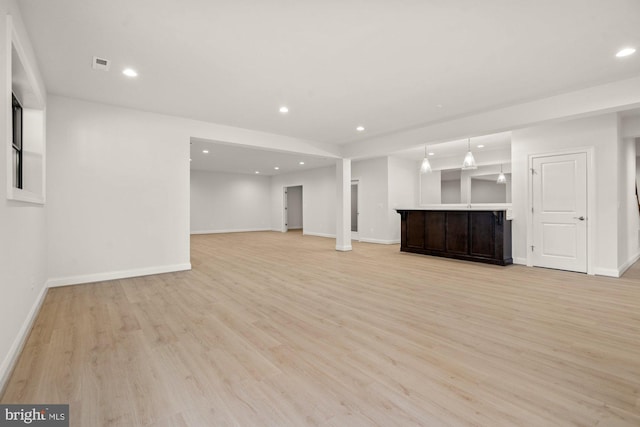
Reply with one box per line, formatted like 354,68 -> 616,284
359,238 -> 400,245
6,15 -> 47,204
616,251 -> 640,278
190,228 -> 271,235
46,263 -> 192,288
0,285 -> 48,396
303,231 -> 336,239
592,268 -> 621,278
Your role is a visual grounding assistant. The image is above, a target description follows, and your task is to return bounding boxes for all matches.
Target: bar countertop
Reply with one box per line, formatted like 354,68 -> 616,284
396,204 -> 512,212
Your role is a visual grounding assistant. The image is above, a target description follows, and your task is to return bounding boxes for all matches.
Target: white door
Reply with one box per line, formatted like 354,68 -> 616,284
531,152 -> 587,273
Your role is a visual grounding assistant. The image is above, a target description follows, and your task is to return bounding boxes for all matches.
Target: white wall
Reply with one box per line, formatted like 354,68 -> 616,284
268,156 -> 416,244
441,179 -> 461,204
616,114 -> 640,274
636,154 -> 640,190
424,148 -> 511,173
21,109 -> 44,195
351,157 -> 390,243
266,156 -> 416,244
620,136 -> 640,270
270,166 -> 336,238
470,179 -> 507,203
46,96 -> 191,284
343,76 -> 640,159
635,143 -> 640,262
420,170 -> 442,204
623,115 -> 640,139
286,185 -> 303,230
616,115 -> 628,269
190,170 -> 271,233
511,114 -> 620,274
0,0 -> 48,392
46,93 -> 336,285
388,156 -> 418,243
461,164 -> 510,205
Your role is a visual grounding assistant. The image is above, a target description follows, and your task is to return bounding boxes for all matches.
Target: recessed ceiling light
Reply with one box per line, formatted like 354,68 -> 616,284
436,104 -> 443,108
274,166 -> 280,170
279,106 -> 289,114
428,152 -> 435,156
122,68 -> 138,77
616,47 -> 636,58
255,171 -> 260,174
189,158 -> 192,162
477,145 -> 485,148
299,161 -> 305,165
202,150 -> 209,154
356,126 -> 365,132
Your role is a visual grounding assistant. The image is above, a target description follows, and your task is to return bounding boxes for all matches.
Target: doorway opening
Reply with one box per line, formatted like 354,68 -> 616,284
351,180 -> 359,240
284,185 -> 303,233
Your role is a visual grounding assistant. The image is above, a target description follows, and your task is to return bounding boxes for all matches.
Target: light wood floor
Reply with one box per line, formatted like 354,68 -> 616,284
2,231 -> 640,426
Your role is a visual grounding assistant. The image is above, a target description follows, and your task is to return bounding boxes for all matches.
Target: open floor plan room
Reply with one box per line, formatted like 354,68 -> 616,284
3,232 -> 639,426
2,1 -> 640,426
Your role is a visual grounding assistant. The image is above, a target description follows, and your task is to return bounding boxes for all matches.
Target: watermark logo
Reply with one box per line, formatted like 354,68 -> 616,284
0,405 -> 68,426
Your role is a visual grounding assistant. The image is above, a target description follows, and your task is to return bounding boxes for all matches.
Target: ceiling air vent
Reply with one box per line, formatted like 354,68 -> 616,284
92,56 -> 111,71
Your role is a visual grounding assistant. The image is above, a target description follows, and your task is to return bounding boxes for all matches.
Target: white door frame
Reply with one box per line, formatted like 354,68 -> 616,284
283,184 -> 303,233
282,187 -> 288,232
526,147 -> 595,275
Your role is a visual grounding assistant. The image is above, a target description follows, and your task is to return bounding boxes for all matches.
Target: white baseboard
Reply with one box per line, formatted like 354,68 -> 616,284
191,228 -> 271,235
592,267 -> 620,278
514,258 -> 627,277
0,284 -> 48,396
359,238 -> 400,245
616,251 -> 640,277
300,233 -> 398,245
303,231 -> 336,239
287,227 -> 303,230
46,263 -> 192,288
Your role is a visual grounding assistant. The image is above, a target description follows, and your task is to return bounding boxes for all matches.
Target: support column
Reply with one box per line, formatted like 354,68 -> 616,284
336,158 -> 352,251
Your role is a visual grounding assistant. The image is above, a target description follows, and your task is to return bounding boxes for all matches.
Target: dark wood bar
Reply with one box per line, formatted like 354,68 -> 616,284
396,209 -> 512,265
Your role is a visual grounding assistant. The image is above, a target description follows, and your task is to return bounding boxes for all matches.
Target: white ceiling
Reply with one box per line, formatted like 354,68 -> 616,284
18,0 -> 640,147
192,131 -> 511,175
190,138 -> 336,175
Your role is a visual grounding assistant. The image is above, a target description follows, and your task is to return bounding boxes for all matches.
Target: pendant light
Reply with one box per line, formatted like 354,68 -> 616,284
461,138 -> 477,170
420,145 -> 432,174
497,164 -> 507,184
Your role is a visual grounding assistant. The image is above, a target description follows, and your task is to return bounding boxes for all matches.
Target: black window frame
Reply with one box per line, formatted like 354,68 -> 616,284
12,92 -> 23,189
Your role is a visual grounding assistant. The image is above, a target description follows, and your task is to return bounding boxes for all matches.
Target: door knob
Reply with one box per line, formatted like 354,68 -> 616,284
574,216 -> 585,221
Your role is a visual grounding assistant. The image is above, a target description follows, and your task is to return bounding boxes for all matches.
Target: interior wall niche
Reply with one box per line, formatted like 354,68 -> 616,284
6,15 -> 46,204
420,164 -> 512,205
470,174 -> 511,203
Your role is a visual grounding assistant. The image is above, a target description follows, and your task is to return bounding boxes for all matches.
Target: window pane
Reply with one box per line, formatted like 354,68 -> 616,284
12,94 -> 22,150
13,148 -> 22,188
